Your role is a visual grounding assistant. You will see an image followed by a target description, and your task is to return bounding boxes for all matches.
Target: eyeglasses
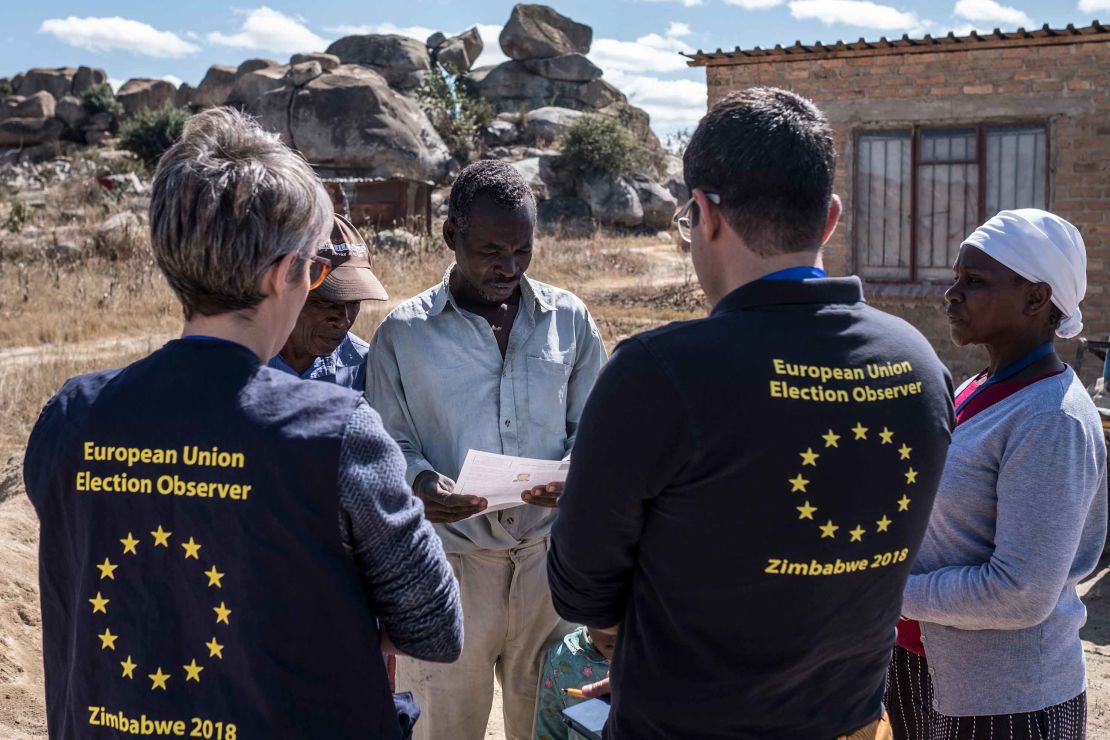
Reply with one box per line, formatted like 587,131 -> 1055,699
673,192 -> 721,243
307,254 -> 332,291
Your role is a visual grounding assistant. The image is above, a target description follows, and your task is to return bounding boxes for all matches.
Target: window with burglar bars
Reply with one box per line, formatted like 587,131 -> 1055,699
854,124 -> 1048,282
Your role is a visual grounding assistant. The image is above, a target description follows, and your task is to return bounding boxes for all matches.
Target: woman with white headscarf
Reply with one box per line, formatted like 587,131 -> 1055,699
885,209 -> 1107,740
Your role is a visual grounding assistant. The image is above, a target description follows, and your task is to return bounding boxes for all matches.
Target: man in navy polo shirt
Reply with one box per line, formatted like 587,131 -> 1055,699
548,87 -> 954,739
23,108 -> 460,739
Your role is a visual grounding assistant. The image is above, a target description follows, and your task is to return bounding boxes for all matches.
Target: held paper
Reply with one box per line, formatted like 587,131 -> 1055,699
454,450 -> 570,520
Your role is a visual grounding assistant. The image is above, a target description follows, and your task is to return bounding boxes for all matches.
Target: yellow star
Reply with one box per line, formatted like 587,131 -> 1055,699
148,667 -> 169,691
121,656 -> 137,679
799,448 -> 820,467
898,495 -> 911,512
879,427 -> 894,444
98,628 -> 118,651
905,468 -> 918,484
213,602 -> 231,625
796,501 -> 818,520
851,422 -> 869,440
181,537 -> 202,560
821,429 -> 840,448
96,558 -> 118,580
204,566 -> 225,589
206,637 -> 224,659
898,443 -> 912,460
876,515 -> 892,532
788,474 -> 810,493
849,525 -> 866,542
183,659 -> 204,683
120,533 -> 139,555
89,592 -> 109,614
819,520 -> 839,539
151,526 -> 171,547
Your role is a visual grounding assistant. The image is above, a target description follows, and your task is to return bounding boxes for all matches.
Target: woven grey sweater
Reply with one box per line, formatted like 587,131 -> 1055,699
902,368 -> 1106,716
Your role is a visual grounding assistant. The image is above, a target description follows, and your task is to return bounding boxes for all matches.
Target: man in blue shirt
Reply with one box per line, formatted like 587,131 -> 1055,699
367,160 -> 606,740
269,213 -> 388,391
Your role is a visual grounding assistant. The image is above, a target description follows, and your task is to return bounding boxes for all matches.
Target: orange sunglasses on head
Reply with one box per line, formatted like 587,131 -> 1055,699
307,254 -> 332,291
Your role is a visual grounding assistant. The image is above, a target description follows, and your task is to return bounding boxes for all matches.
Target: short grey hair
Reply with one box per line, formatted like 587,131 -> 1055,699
447,159 -> 535,236
150,107 -> 332,319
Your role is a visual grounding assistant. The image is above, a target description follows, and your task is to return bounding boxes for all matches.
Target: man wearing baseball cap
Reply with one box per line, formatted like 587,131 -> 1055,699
270,213 -> 388,392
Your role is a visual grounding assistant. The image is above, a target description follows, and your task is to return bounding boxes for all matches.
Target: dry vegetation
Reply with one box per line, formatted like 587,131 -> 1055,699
0,159 -> 703,455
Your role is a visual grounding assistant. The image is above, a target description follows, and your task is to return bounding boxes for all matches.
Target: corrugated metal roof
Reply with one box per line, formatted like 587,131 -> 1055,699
685,21 -> 1107,66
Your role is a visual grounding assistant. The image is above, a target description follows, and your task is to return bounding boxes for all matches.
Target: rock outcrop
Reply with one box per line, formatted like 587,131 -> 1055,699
236,58 -> 279,76
190,65 -> 237,109
116,79 -> 176,117
289,52 -> 341,71
499,4 -> 592,60
15,66 -> 107,99
325,35 -> 431,91
254,64 -> 451,183
428,28 -> 484,73
0,2 -> 682,235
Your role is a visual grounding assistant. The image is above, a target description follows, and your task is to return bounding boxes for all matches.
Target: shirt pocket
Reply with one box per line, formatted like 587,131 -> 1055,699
526,355 -> 573,438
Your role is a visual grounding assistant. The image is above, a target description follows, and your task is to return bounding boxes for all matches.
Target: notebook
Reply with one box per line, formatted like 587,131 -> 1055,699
562,697 -> 611,740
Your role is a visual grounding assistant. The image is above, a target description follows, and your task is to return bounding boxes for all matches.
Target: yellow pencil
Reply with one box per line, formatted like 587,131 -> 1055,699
562,688 -> 586,699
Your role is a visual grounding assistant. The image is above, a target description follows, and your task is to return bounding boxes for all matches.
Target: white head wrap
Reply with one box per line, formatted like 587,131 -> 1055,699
959,209 -> 1087,339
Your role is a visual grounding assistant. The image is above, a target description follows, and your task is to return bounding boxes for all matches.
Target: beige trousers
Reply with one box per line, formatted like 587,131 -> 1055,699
398,538 -> 568,740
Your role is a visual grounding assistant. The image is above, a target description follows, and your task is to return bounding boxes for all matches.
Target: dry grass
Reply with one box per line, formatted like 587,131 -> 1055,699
0,174 -> 702,457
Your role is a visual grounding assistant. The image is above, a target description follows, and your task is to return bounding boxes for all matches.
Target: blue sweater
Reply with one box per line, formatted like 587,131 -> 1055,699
902,368 -> 1107,716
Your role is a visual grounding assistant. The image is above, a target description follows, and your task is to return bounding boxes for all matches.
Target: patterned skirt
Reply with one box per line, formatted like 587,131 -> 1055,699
884,646 -> 1086,740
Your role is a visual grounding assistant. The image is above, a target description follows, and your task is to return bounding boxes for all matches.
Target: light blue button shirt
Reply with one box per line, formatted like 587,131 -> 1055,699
269,333 -> 370,391
365,267 -> 607,554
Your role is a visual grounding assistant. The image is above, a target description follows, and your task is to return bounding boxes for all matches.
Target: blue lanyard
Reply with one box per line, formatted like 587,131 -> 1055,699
955,342 -> 1055,415
760,266 -> 827,281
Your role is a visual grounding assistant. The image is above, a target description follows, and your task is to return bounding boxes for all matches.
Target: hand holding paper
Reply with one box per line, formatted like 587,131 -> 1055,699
453,450 -> 571,520
521,480 -> 564,508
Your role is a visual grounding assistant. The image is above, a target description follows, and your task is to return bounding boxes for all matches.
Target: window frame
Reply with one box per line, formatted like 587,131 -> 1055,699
852,121 -> 1051,283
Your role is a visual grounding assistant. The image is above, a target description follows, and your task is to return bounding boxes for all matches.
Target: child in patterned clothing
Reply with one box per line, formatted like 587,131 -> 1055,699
533,626 -> 615,740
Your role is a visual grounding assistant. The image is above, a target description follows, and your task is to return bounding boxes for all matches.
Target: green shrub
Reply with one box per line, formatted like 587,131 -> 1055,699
119,106 -> 190,170
5,201 -> 35,233
81,83 -> 123,118
559,114 -> 641,177
415,63 -> 493,163
0,79 -> 12,97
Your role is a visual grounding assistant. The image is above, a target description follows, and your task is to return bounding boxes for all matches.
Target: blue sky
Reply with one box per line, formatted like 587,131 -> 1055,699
7,0 -> 1107,136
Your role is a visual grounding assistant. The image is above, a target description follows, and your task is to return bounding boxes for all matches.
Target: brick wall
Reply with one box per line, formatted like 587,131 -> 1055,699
702,38 -> 1110,384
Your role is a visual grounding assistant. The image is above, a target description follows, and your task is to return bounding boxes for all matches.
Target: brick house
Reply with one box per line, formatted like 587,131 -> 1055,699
687,22 -> 1110,380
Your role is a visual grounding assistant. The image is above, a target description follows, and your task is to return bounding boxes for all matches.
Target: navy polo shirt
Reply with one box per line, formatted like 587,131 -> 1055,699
549,277 -> 954,739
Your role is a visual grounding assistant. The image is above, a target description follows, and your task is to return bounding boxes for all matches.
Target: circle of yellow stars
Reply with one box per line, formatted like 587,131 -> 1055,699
788,423 -> 917,543
89,526 -> 231,691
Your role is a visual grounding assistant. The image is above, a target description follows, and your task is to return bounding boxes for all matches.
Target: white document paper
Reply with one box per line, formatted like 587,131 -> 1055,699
454,450 -> 571,520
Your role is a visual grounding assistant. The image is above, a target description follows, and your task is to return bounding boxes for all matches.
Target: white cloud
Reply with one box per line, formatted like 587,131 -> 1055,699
954,0 -> 1033,27
107,77 -> 124,92
1078,0 -> 1110,11
788,0 -> 927,32
724,0 -> 787,8
38,16 -> 201,58
591,25 -> 692,73
207,6 -> 326,53
325,22 -> 437,40
161,74 -> 184,87
605,70 -> 706,133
